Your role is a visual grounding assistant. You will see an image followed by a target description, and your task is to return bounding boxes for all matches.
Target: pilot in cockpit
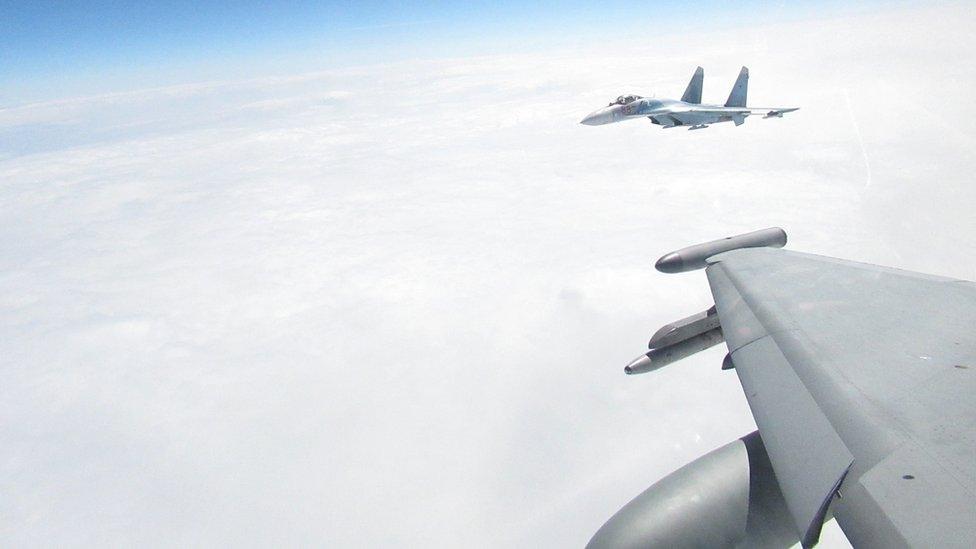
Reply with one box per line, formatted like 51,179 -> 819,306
609,94 -> 642,106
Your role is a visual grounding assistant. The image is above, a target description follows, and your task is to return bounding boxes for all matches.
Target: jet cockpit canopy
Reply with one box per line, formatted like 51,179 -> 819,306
610,94 -> 642,106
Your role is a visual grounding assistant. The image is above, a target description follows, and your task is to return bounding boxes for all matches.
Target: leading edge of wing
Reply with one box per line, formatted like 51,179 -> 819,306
675,106 -> 798,115
707,260 -> 854,548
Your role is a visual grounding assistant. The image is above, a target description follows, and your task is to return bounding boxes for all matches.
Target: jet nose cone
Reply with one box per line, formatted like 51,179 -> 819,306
580,107 -> 614,126
580,112 -> 601,125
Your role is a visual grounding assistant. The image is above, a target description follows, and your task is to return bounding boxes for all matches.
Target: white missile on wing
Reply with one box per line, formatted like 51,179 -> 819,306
654,227 -> 787,274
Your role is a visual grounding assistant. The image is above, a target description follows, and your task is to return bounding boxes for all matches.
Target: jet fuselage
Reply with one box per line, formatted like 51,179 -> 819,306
581,97 -> 742,128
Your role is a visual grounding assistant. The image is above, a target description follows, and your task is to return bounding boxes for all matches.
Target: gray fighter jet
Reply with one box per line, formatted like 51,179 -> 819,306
587,228 -> 976,548
580,67 -> 798,130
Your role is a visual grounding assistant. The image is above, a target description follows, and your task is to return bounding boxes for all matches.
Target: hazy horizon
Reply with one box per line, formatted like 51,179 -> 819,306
2,2 -> 974,547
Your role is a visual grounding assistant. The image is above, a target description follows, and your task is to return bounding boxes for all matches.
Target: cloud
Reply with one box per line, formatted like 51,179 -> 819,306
0,3 -> 974,546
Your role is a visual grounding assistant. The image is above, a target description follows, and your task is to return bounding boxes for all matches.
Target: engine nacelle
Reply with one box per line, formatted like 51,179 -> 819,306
586,431 -> 799,549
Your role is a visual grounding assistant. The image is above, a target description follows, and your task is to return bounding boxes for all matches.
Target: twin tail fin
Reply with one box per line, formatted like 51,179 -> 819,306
725,66 -> 748,107
681,66 -> 704,104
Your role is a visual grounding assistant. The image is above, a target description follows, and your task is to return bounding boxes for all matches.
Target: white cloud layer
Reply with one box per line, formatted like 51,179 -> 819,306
1,3 -> 974,547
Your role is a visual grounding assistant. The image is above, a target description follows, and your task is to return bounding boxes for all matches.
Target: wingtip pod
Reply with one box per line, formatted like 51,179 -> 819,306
654,252 -> 684,274
655,227 -> 787,274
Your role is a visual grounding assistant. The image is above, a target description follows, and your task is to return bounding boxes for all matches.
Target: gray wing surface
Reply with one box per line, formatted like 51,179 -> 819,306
661,107 -> 798,127
705,248 -> 976,548
674,106 -> 798,116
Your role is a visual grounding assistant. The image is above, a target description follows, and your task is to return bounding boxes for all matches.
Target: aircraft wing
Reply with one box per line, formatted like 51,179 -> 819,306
741,107 -> 799,118
705,246 -> 976,548
590,230 -> 976,548
689,106 -> 798,115
665,106 -> 798,122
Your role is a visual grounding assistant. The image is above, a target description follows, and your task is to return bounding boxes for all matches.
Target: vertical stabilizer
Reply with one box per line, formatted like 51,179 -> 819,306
681,66 -> 704,104
725,66 -> 748,107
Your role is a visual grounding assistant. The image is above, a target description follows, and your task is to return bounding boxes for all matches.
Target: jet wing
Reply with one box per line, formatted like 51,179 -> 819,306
705,247 -> 976,548
684,106 -> 797,115
665,106 -> 796,118
741,107 -> 799,118
657,106 -> 797,127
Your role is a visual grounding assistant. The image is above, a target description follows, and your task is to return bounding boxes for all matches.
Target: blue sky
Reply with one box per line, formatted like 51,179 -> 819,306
2,1 -> 887,105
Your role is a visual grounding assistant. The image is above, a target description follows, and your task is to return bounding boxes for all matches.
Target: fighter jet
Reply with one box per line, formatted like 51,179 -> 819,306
587,228 -> 976,548
580,66 -> 798,130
